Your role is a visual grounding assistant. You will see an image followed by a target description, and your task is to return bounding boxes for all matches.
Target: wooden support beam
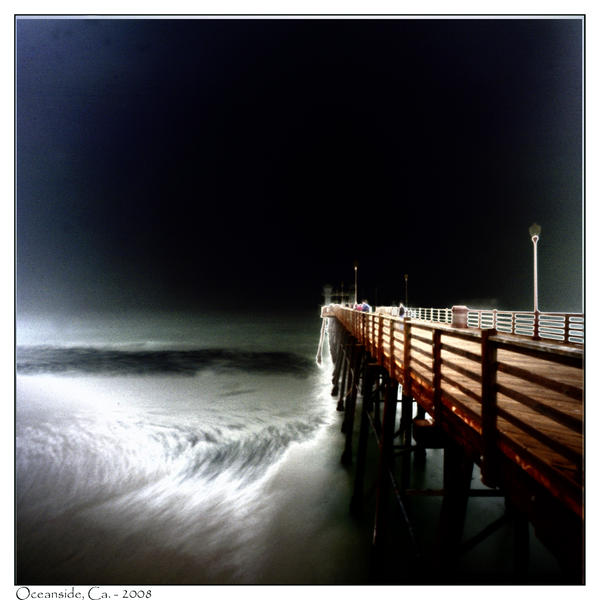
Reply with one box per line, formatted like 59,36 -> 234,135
412,418 -> 446,449
399,393 -> 413,445
330,327 -> 346,396
434,438 -> 474,580
398,391 -> 412,492
341,344 -> 364,465
336,340 -> 351,412
372,379 -> 399,549
510,503 -> 530,582
341,341 -> 359,432
373,374 -> 383,435
350,363 -> 379,514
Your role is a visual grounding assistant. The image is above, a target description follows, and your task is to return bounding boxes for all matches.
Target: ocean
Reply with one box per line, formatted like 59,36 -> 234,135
15,310 -> 370,585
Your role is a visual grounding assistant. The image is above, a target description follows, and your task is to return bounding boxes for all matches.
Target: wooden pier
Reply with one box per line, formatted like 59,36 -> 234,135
322,304 -> 584,583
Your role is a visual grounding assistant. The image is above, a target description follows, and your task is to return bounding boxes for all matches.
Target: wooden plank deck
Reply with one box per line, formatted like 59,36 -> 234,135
328,306 -> 584,520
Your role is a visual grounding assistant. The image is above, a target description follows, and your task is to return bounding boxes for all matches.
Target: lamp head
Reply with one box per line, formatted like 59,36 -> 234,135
529,223 -> 541,238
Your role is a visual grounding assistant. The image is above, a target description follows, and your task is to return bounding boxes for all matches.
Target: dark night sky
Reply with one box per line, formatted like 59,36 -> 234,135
16,16 -> 583,316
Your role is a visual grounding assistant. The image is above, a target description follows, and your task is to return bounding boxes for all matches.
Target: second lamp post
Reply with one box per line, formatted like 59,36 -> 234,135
529,223 -> 541,313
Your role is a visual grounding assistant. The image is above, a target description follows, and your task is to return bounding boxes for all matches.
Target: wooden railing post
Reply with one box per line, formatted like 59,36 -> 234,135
480,328 -> 498,487
362,311 -> 365,346
432,328 -> 442,427
403,318 -> 412,399
389,318 -> 395,380
372,314 -> 376,358
377,314 -> 384,365
399,317 -> 413,462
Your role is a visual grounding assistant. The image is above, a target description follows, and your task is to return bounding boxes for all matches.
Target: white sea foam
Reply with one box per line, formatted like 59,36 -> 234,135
15,314 -> 351,583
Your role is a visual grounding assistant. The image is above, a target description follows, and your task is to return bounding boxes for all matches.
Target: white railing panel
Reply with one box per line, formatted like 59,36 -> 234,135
364,305 -> 584,345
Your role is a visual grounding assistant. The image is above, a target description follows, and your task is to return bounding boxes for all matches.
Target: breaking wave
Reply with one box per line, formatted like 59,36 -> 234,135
16,345 -> 316,377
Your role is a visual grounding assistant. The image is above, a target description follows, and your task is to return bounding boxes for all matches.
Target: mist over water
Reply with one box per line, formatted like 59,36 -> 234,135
16,310 -> 369,584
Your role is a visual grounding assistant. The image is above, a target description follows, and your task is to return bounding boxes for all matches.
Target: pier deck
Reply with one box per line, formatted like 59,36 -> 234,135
323,305 -> 584,580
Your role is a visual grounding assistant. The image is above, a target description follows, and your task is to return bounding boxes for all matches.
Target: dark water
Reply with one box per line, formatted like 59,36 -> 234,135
15,311 -> 370,584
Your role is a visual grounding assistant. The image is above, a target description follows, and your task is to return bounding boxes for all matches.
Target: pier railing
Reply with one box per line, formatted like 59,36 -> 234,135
325,304 -> 584,518
468,310 -> 584,344
371,305 -> 584,345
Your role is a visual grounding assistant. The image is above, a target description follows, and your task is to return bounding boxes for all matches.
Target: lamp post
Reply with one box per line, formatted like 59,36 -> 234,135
354,262 -> 358,306
404,273 -> 408,306
529,223 -> 541,312
529,223 -> 541,339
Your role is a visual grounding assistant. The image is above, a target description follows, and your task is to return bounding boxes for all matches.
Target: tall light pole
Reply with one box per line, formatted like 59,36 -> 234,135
404,273 -> 408,306
529,223 -> 541,313
354,262 -> 358,306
